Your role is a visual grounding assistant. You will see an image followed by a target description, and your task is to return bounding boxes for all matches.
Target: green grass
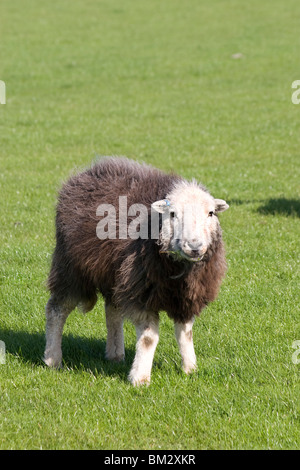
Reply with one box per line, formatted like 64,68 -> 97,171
0,0 -> 299,450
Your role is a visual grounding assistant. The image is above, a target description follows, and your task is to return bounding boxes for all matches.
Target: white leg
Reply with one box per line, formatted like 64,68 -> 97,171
174,317 -> 197,374
44,297 -> 76,368
105,303 -> 125,362
128,314 -> 159,386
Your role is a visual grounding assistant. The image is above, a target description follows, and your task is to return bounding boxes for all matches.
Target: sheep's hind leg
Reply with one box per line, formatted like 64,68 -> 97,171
105,303 -> 125,362
44,296 -> 77,368
174,317 -> 197,374
128,312 -> 159,386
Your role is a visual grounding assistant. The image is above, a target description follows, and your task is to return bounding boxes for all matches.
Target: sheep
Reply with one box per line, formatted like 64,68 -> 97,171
44,157 -> 229,385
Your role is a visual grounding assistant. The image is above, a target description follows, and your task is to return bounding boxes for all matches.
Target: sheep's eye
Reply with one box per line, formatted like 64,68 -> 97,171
170,211 -> 175,218
208,211 -> 214,217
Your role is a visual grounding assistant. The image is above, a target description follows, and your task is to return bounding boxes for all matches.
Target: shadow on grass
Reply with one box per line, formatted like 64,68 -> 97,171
257,198 -> 300,217
228,198 -> 300,217
0,327 -> 136,381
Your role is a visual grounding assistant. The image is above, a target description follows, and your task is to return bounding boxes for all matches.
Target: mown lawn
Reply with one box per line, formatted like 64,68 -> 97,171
0,0 -> 299,450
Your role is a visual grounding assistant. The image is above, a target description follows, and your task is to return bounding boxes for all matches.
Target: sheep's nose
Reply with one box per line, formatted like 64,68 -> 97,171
183,240 -> 203,253
190,248 -> 201,257
187,241 -> 203,251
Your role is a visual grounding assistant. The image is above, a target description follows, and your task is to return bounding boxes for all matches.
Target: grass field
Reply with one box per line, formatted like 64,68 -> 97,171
0,0 -> 299,450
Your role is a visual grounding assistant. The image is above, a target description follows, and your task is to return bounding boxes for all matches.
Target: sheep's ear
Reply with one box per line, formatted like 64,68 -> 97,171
215,199 -> 229,213
151,199 -> 170,214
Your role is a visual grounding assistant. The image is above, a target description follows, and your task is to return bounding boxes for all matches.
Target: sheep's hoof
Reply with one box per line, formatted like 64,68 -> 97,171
105,353 -> 125,362
105,352 -> 125,362
182,363 -> 197,375
43,355 -> 62,369
128,374 -> 151,387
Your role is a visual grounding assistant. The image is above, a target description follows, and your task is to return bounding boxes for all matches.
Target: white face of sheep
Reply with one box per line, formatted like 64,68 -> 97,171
151,184 -> 229,262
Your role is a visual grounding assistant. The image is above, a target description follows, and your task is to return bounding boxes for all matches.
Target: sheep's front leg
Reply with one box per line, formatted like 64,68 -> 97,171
129,314 -> 159,386
44,296 -> 76,368
174,317 -> 197,374
105,303 -> 125,362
